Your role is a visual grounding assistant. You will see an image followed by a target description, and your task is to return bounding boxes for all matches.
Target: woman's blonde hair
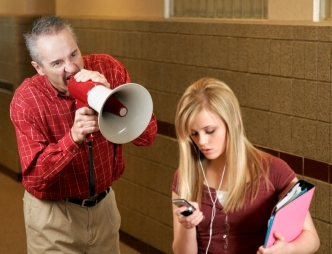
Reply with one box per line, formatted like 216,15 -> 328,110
175,77 -> 270,212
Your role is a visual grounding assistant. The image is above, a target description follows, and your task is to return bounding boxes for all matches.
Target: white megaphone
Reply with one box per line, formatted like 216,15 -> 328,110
68,78 -> 153,144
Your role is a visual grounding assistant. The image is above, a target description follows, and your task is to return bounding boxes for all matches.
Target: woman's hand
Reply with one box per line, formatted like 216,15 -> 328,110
172,193 -> 201,254
173,202 -> 204,229
257,232 -> 293,254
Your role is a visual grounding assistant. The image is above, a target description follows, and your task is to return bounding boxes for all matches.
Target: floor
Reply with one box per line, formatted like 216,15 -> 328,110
0,171 -> 141,254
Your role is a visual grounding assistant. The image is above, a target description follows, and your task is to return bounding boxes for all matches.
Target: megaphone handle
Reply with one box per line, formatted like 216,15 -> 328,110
86,105 -> 96,141
74,101 -> 96,141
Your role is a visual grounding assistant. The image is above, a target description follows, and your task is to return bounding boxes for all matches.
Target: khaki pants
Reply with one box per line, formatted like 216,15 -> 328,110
23,187 -> 121,254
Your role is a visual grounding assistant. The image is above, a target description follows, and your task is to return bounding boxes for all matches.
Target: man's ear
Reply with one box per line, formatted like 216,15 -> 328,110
31,61 -> 45,75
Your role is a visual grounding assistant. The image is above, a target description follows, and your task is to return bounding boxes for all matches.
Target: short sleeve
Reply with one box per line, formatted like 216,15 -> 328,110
268,155 -> 296,194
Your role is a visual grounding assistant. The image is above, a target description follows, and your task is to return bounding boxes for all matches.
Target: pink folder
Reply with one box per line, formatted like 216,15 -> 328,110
264,180 -> 315,248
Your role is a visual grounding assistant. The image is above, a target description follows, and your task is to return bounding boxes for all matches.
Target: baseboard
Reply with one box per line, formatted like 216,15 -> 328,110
0,164 -> 22,182
119,230 -> 165,254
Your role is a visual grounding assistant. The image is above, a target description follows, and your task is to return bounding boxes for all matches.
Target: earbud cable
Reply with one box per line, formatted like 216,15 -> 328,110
199,160 -> 226,254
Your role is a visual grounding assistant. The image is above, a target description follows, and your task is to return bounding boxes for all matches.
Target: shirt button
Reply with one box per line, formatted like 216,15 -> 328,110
72,149 -> 76,153
223,234 -> 227,239
223,245 -> 228,249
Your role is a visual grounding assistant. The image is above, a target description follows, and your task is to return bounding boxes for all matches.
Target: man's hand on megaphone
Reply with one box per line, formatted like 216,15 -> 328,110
71,107 -> 100,144
74,69 -> 110,88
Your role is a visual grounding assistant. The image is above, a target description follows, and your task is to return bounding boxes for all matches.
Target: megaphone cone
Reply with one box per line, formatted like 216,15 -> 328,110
88,84 -> 153,144
68,79 -> 153,144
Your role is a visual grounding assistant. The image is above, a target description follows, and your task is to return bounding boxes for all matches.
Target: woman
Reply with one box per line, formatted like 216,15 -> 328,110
172,77 -> 319,254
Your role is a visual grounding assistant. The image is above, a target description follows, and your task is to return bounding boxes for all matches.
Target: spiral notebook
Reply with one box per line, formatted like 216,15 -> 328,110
263,180 -> 315,248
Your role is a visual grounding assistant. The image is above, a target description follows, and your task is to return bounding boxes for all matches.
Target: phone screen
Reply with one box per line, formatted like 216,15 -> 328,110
172,198 -> 196,216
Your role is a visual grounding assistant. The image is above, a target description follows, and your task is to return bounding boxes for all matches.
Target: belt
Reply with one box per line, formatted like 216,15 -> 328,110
65,187 -> 110,207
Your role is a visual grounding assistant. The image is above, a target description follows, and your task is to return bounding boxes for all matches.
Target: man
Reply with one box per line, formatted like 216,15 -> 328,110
10,16 -> 157,253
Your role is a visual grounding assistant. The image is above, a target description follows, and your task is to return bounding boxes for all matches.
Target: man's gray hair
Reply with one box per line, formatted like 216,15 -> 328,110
24,16 -> 77,65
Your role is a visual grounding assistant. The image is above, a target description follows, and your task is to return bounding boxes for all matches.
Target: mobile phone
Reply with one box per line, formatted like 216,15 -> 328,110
172,198 -> 196,216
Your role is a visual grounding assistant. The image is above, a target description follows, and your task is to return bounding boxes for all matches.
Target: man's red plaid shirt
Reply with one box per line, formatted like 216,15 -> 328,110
10,54 -> 157,200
